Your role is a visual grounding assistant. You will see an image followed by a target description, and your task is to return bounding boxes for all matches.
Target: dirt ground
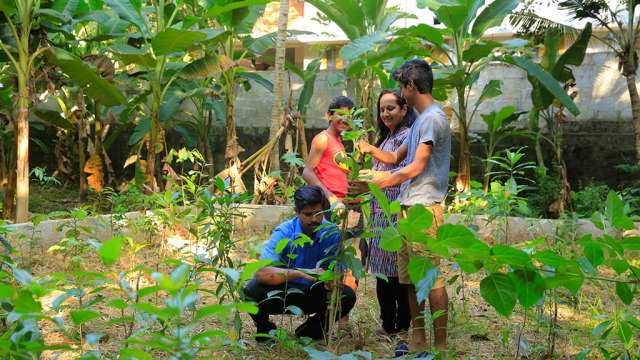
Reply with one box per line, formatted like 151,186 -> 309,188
15,230 -> 626,360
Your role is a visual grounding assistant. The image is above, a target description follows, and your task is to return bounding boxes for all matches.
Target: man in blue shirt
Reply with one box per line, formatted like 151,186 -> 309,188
244,185 -> 357,341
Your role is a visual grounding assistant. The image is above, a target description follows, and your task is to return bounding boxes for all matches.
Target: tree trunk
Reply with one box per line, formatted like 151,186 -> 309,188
224,91 -> 241,168
268,0 -> 289,172
147,88 -> 160,192
622,59 -> 640,164
204,109 -> 215,176
2,137 -> 16,220
15,73 -> 29,223
77,92 -> 88,202
456,124 -> 471,193
529,110 -> 546,171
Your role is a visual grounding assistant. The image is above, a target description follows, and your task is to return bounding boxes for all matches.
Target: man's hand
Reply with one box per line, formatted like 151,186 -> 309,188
348,180 -> 370,196
359,169 -> 391,181
294,268 -> 323,282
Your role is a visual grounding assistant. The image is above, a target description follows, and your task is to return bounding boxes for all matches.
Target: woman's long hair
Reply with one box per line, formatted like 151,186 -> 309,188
375,89 -> 417,147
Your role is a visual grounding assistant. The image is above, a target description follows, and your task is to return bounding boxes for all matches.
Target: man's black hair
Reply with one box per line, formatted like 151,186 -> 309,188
392,59 -> 433,94
294,185 -> 329,213
327,95 -> 355,114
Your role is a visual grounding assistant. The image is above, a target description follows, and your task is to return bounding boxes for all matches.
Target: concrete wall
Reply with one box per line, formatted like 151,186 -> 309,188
5,205 -> 637,249
237,50 -> 637,129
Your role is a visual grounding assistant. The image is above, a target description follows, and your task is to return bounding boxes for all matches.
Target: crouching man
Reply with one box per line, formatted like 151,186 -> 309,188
244,185 -> 357,341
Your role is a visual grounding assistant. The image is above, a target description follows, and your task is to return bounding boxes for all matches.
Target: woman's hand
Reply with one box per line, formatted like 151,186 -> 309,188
356,139 -> 374,154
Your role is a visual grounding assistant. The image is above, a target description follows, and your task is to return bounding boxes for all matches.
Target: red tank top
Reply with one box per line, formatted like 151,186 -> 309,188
314,130 -> 348,198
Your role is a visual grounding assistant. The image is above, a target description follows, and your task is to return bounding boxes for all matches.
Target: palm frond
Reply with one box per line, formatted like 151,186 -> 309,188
509,11 -> 581,42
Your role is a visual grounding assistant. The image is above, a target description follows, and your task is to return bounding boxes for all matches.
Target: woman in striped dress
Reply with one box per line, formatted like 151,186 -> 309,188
366,89 -> 416,335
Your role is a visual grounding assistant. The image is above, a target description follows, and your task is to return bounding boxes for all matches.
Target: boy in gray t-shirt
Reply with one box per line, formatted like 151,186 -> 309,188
354,59 -> 450,352
399,104 -> 451,207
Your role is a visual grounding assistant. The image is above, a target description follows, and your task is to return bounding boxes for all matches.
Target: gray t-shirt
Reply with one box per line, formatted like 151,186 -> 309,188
398,103 -> 451,206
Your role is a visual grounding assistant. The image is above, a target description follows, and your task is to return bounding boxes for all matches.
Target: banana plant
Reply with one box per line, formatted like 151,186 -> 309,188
519,23 -> 592,213
0,0 -> 46,222
307,0 -> 416,128
100,0 -> 231,191
201,0 -> 274,169
479,105 -> 530,190
393,0 -> 580,195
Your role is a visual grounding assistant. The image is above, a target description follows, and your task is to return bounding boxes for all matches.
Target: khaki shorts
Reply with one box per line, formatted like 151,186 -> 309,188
397,203 -> 446,289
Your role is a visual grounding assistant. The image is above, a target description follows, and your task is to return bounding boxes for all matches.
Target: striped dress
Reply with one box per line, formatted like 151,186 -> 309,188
367,126 -> 410,277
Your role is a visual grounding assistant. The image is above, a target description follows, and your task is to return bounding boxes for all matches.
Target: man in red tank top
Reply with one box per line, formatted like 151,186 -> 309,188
302,96 -> 354,207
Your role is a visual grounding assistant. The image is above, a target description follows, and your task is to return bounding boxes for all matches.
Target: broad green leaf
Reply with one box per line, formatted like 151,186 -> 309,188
368,183 -> 390,215
395,24 -> 444,46
70,309 -> 100,325
615,282 -> 633,305
236,302 -> 258,314
436,224 -> 476,248
99,235 -> 124,266
34,109 -> 73,130
37,8 -> 72,23
504,56 -> 579,116
195,304 -> 227,320
107,299 -> 127,310
617,320 -> 633,349
339,32 -> 388,62
592,320 -> 612,337
405,204 -> 433,232
542,29 -> 561,70
477,79 -> 502,105
480,273 -> 517,317
110,44 -> 154,67
298,59 -> 321,113
181,55 -> 219,79
510,270 -> 544,308
575,349 -> 591,360
463,41 -> 501,63
46,47 -> 126,107
492,245 -> 531,268
128,118 -> 150,146
408,256 -> 434,285
622,236 -> 640,250
206,0 -> 270,20
14,291 -> 41,314
380,226 -> 402,252
274,238 -> 289,255
432,4 -> 468,33
0,0 -> 16,16
53,0 -> 80,14
305,0 -> 361,40
236,71 -> 274,92
241,259 -> 272,281
119,348 -> 153,360
605,191 -> 635,230
545,262 -> 584,295
532,250 -> 570,268
152,28 -> 207,56
552,23 -> 592,81
0,283 -> 13,298
104,0 -> 147,35
471,0 -> 519,38
583,242 -> 604,267
608,259 -> 629,274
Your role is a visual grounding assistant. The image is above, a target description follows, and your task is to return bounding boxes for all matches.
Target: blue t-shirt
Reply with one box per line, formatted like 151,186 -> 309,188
260,217 -> 341,287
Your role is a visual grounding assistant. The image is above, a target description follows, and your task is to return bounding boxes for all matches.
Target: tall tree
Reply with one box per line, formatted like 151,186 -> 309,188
0,0 -> 45,222
267,0 -> 289,172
